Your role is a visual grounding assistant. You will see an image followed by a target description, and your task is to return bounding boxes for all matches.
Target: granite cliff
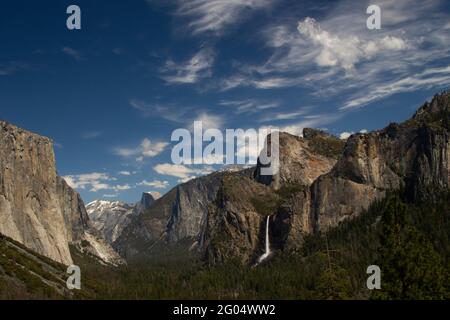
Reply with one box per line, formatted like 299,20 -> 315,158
0,121 -> 122,266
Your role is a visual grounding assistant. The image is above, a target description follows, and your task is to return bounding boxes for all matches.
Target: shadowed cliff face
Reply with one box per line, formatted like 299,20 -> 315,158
204,174 -> 272,265
0,121 -> 123,266
311,92 -> 450,232
114,172 -> 224,261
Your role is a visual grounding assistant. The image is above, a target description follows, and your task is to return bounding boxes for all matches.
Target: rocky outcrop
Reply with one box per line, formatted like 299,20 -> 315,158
115,172 -> 224,261
57,176 -> 90,244
255,130 -> 343,250
204,174 -> 273,265
0,121 -> 123,266
311,92 -> 450,232
138,192 -> 157,210
254,131 -> 342,188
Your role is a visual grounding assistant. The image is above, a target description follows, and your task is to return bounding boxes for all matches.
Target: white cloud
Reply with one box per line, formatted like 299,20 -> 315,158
153,163 -> 214,182
137,180 -> 169,189
220,0 -> 450,109
190,112 -> 224,130
174,0 -> 277,36
63,172 -> 112,190
114,138 -> 168,160
161,47 -> 214,84
297,17 -> 408,71
146,191 -> 162,200
118,171 -> 132,176
339,132 -> 353,140
219,99 -> 280,114
62,173 -> 131,193
114,184 -> 132,191
141,139 -> 168,157
340,129 -> 369,139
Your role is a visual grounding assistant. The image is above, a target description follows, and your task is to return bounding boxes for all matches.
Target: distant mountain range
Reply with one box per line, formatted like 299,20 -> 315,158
1,91 -> 450,299
86,192 -> 157,244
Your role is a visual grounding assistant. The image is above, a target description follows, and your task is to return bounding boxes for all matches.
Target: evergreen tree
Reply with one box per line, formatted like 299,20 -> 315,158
374,195 -> 447,299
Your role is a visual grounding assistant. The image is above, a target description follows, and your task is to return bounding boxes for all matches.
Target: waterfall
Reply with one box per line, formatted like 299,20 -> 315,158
256,216 -> 271,265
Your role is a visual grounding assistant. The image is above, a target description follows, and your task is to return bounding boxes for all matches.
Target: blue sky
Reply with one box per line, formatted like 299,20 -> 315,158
1,0 -> 450,203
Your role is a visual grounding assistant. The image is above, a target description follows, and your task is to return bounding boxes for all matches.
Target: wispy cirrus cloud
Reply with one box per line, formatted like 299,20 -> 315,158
160,47 -> 214,84
0,61 -> 29,76
172,0 -> 277,36
130,99 -> 226,130
220,0 -> 450,109
258,107 -> 311,123
342,65 -> 450,109
130,99 -> 191,123
61,47 -> 82,61
219,99 -> 280,114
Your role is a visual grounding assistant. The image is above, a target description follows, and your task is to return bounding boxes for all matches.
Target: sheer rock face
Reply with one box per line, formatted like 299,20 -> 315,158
311,92 -> 450,232
255,131 -> 342,188
0,121 -> 72,265
57,176 -> 90,244
204,174 -> 270,265
256,131 -> 343,250
115,172 -> 223,261
272,187 -> 312,250
0,121 -> 123,266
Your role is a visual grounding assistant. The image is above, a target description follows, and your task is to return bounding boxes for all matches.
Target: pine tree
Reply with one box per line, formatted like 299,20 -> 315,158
374,195 -> 447,299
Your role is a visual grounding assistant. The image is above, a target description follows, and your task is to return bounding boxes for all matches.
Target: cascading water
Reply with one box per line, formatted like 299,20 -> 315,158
256,215 -> 271,265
